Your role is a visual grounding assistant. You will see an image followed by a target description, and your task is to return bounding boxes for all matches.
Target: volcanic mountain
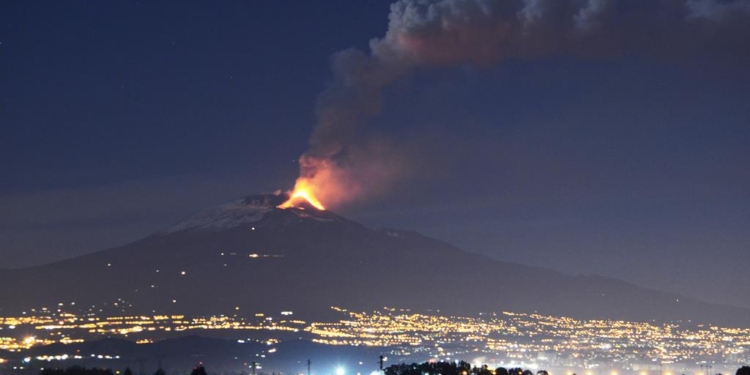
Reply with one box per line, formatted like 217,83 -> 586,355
1,193 -> 748,325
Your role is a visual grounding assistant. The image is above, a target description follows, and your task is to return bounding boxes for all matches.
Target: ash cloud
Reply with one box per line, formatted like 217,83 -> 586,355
296,0 -> 750,208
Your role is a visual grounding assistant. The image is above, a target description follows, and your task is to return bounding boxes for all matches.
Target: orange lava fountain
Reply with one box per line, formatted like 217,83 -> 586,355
277,179 -> 326,210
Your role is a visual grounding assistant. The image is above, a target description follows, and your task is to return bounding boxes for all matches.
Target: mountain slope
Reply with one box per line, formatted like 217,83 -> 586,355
1,193 -> 747,326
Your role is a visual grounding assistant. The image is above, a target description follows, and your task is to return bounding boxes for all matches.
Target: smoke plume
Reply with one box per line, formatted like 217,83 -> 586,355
293,0 -> 750,208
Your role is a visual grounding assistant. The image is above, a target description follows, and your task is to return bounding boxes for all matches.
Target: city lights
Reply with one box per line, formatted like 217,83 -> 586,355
0,306 -> 748,372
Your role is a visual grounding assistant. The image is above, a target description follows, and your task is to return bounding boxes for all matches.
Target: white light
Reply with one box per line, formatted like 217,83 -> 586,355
336,367 -> 345,375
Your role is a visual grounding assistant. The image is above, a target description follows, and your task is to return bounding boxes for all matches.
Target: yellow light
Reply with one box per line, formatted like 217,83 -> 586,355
277,179 -> 325,210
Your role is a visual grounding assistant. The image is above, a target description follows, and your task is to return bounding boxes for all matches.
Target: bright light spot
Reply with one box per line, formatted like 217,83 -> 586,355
172,299 -> 177,303
336,367 -> 345,375
278,180 -> 325,210
181,271 -> 186,275
23,357 -> 31,363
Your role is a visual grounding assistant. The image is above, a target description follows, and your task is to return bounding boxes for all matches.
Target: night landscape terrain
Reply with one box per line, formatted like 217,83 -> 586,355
1,193 -> 748,325
1,1 -> 749,375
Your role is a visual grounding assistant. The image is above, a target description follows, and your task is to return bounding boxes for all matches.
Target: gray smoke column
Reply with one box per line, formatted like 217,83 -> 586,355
287,0 -> 750,209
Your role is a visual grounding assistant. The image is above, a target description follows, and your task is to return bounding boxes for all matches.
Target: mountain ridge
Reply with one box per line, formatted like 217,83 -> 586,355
0,194 -> 747,326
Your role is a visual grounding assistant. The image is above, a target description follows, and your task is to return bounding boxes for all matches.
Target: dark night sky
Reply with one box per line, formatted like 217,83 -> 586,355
1,1 -> 749,308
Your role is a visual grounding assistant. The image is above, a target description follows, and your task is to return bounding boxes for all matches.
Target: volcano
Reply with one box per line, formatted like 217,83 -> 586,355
1,193 -> 748,325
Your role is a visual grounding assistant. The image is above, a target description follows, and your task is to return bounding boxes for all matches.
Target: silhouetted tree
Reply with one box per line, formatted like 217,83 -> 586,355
457,361 -> 471,375
153,369 -> 166,375
124,368 -> 133,375
385,361 -> 536,375
476,365 -> 492,375
736,367 -> 750,375
191,366 -> 207,375
537,371 -> 549,375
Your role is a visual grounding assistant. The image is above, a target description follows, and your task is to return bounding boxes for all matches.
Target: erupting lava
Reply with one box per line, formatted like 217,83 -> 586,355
277,180 -> 326,211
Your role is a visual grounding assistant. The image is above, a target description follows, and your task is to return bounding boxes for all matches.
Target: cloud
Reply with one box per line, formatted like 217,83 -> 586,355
291,0 -> 750,208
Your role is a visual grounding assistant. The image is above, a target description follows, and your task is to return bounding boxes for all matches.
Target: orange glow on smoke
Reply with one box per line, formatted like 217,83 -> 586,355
277,179 -> 326,210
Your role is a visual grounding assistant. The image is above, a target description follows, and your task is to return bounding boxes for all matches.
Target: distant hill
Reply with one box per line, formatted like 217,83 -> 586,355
1,193 -> 747,326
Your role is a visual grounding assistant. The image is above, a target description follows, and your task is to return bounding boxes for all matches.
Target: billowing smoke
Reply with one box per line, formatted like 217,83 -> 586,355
292,0 -> 750,209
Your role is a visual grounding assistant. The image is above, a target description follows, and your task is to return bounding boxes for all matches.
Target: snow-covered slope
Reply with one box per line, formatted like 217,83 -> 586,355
1,193 -> 749,326
160,196 -> 277,234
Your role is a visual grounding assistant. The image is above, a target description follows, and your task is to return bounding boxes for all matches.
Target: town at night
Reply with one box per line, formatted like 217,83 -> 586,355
2,2 -> 749,375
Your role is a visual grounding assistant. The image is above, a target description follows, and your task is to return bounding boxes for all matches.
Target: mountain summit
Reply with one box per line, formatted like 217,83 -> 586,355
1,194 -> 748,325
159,193 -> 351,234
